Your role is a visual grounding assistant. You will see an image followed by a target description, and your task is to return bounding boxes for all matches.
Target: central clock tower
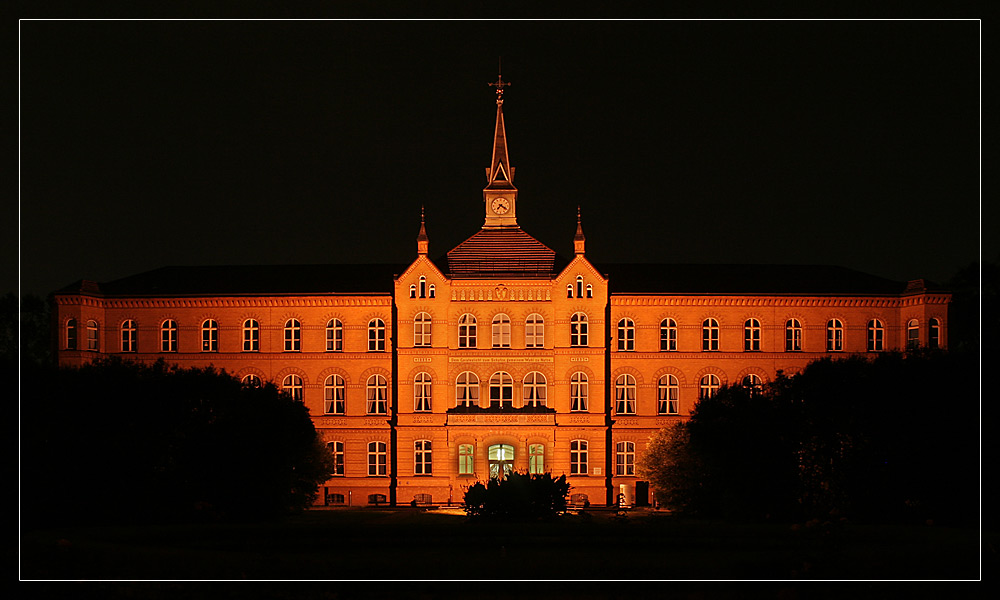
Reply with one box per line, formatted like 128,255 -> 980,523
483,74 -> 518,229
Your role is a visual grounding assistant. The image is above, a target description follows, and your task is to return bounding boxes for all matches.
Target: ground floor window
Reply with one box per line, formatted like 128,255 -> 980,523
570,439 -> 588,475
458,444 -> 474,475
616,441 -> 635,476
368,441 -> 387,476
327,441 -> 345,476
488,443 -> 514,479
528,443 -> 544,474
414,440 -> 432,475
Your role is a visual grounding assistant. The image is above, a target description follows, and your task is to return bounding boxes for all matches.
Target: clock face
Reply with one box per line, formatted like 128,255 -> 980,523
491,198 -> 510,215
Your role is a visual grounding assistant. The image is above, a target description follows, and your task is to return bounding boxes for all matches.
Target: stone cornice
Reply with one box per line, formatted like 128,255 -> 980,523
54,295 -> 392,309
611,294 -> 951,308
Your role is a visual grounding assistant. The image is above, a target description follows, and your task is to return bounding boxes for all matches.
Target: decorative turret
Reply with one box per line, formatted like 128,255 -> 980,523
483,71 -> 518,229
417,206 -> 429,256
574,206 -> 586,256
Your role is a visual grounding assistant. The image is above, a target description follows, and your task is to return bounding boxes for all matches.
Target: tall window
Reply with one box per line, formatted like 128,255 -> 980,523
489,371 -> 513,409
616,441 -> 635,476
202,319 -> 218,352
121,320 -> 136,353
455,371 -> 480,408
523,372 -> 547,408
907,319 -> 920,350
827,319 -> 844,352
660,318 -> 677,352
576,275 -> 585,299
413,372 -> 432,412
742,374 -> 763,396
86,320 -> 99,351
929,318 -> 941,349
368,318 -> 386,352
657,374 -> 679,415
282,374 -> 303,401
868,319 -> 884,352
617,318 -> 635,352
586,284 -> 593,298
458,444 -> 475,475
702,318 -> 719,351
414,440 -> 432,475
324,375 -> 346,415
570,372 -> 589,412
428,284 -> 435,298
492,313 -> 511,348
570,313 -> 588,347
528,444 -> 545,474
744,319 -> 761,352
161,320 -> 177,352
326,319 -> 343,352
284,319 -> 301,352
328,441 -> 345,476
785,319 -> 802,352
368,441 -> 387,476
458,314 -> 477,348
367,374 -> 388,414
418,275 -> 428,298
570,440 -> 588,475
567,284 -> 574,298
413,312 -> 432,347
243,319 -> 259,352
525,313 -> 544,348
615,374 -> 636,415
66,319 -> 77,350
699,374 -> 721,399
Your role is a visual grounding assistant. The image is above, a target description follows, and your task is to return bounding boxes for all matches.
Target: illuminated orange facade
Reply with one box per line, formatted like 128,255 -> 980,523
53,86 -> 950,507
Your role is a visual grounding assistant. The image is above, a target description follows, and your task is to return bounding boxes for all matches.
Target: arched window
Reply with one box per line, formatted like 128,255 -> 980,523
615,374 -> 636,414
586,284 -> 593,298
570,313 -> 588,347
368,319 -> 386,352
414,440 -> 432,475
419,275 -> 427,299
458,314 -> 477,349
785,319 -> 802,352
660,318 -> 677,352
284,319 -> 301,352
744,318 -> 761,352
929,318 -> 941,349
458,443 -> 474,475
617,318 -> 635,352
409,284 -> 416,299
616,441 -> 635,476
525,313 -> 544,348
523,372 -> 547,407
202,319 -> 218,352
86,320 -> 99,351
570,372 -> 589,412
328,441 -> 345,476
413,312 -> 432,347
657,374 -> 679,415
161,320 -> 177,352
282,374 -> 303,401
868,319 -> 884,352
121,320 -> 136,353
368,441 -> 387,476
699,374 -> 721,399
326,319 -> 343,352
413,372 -> 432,412
489,371 -> 514,409
570,440 -> 588,475
528,443 -> 545,474
242,374 -> 261,387
455,371 -> 480,408
492,313 -> 511,348
567,284 -> 574,298
324,374 -> 346,415
742,373 -> 762,396
576,275 -> 584,299
366,374 -> 388,414
428,284 -> 436,299
907,319 -> 920,350
702,318 -> 719,351
66,318 -> 78,350
243,319 -> 259,352
827,319 -> 844,352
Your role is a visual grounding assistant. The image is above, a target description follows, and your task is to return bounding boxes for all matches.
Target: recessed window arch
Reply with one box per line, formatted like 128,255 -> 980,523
570,372 -> 589,412
413,372 -> 432,412
570,312 -> 589,347
525,313 -> 544,348
284,319 -> 301,352
368,318 -> 386,352
742,373 -> 763,396
699,374 -> 721,399
907,319 -> 920,350
121,320 -> 137,353
458,314 -> 477,349
161,320 -> 177,352
615,374 -> 636,415
413,312 -> 432,347
414,440 -> 432,475
702,318 -> 719,351
617,318 -> 635,352
324,374 -> 346,415
657,374 -> 679,415
492,313 -> 511,348
827,319 -> 844,352
202,319 -> 219,352
928,318 -> 941,349
282,374 -> 303,402
66,318 -> 78,350
744,318 -> 761,352
785,319 -> 802,352
616,441 -> 635,476
489,371 -> 514,409
455,371 -> 480,408
243,319 -> 259,352
366,374 -> 388,414
86,320 -> 99,351
867,319 -> 884,352
241,373 -> 262,387
660,318 -> 678,352
523,372 -> 547,407
326,319 -> 343,352
570,440 -> 588,475
368,441 -> 387,476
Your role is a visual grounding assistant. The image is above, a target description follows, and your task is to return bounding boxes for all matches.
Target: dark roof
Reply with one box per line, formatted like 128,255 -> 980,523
446,228 -> 559,277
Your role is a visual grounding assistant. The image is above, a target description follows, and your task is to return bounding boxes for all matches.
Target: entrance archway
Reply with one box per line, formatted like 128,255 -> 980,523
488,444 -> 515,479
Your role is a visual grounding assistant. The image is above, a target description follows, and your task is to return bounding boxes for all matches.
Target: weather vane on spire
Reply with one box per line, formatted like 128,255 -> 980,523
488,57 -> 510,103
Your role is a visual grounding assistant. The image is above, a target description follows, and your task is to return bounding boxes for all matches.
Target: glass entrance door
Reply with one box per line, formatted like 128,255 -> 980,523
488,444 -> 514,479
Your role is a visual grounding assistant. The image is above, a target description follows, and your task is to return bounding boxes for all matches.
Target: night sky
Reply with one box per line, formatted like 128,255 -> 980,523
15,20 -> 985,297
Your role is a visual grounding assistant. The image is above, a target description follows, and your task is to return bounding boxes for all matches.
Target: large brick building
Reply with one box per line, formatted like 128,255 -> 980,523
53,84 -> 951,508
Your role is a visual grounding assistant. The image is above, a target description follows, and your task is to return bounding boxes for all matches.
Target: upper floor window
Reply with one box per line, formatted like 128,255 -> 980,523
282,374 -> 303,402
66,318 -> 78,350
615,441 -> 635,476
744,319 -> 761,352
657,374 -> 679,415
86,320 -> 99,351
368,441 -> 387,476
414,440 -> 432,475
492,313 -> 511,348
368,319 -> 386,352
570,313 -> 588,347
702,318 -> 719,352
284,319 -> 301,352
742,373 -> 763,396
928,318 -> 941,349
458,443 -> 475,475
458,314 -> 477,349
528,443 -> 545,474
699,374 -> 721,399
660,318 -> 677,352
523,372 -> 547,407
326,319 -> 343,352
827,319 -> 844,352
785,319 -> 802,352
243,319 -> 259,352
907,319 -> 920,350
202,319 -> 218,352
413,312 -> 432,347
121,320 -> 136,353
867,319 -> 884,352
418,275 -> 428,299
328,441 -> 345,476
570,440 -> 588,475
576,275 -> 585,299
617,318 -> 635,352
456,371 -> 480,408
366,374 -> 388,414
570,372 -> 589,412
161,320 -> 177,353
414,372 -> 432,412
525,313 -> 544,348
489,371 -> 513,409
324,374 -> 346,415
615,374 -> 636,415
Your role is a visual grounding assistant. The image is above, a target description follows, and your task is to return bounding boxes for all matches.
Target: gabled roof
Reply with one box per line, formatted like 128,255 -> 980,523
446,228 -> 560,277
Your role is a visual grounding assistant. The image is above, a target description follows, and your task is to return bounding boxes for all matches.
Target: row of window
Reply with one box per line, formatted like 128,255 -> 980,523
329,439 -> 637,477
621,317 -> 942,353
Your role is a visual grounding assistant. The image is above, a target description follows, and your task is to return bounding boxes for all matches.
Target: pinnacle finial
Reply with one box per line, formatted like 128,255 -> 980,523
488,58 -> 510,104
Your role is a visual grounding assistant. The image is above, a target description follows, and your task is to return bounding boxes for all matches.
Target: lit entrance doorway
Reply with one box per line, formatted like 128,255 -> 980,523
488,444 -> 515,479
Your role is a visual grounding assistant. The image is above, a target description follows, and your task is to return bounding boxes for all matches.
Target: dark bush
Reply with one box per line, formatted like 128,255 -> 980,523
463,471 -> 570,520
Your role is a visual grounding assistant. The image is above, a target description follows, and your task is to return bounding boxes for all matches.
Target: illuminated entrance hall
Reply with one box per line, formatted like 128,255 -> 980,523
489,444 -> 515,479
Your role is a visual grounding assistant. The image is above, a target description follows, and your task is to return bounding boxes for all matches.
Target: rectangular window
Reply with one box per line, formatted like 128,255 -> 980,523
328,441 -> 345,476
414,440 -> 432,475
458,444 -> 474,475
528,444 -> 544,474
570,440 -> 588,476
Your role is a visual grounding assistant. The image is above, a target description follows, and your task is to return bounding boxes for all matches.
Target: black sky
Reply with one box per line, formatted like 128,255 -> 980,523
14,19 -> 985,297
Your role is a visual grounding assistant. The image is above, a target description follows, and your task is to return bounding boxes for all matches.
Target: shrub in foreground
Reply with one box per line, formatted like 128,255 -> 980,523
463,471 -> 570,520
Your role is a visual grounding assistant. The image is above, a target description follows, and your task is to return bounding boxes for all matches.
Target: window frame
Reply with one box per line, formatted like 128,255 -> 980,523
282,374 -> 304,402
414,439 -> 432,475
522,371 -> 547,408
785,318 -> 802,352
413,312 -> 432,347
868,319 -> 885,352
202,319 -> 219,353
617,318 -> 635,352
326,319 -> 343,352
120,320 -> 136,353
458,314 -> 477,349
489,371 -> 514,409
615,374 -> 636,415
66,318 -> 78,350
455,371 -> 480,408
413,372 -> 432,412
616,441 -> 635,476
570,439 -> 588,476
368,441 -> 387,477
458,443 -> 475,475
657,374 -> 679,415
491,313 -> 511,348
827,319 -> 844,352
570,312 -> 589,347
161,319 -> 177,353
324,374 -> 346,415
243,319 -> 260,352
328,441 -> 345,476
368,318 -> 386,352
366,374 -> 388,414
699,374 -> 721,399
284,318 -> 301,352
86,319 -> 99,351
702,318 -> 719,352
525,313 -> 544,348
570,371 -> 589,412
528,443 -> 544,474
744,318 -> 761,352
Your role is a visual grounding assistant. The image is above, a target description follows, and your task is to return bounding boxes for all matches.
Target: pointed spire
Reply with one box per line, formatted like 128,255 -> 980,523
417,206 -> 429,256
486,67 -> 514,190
574,206 -> 586,256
